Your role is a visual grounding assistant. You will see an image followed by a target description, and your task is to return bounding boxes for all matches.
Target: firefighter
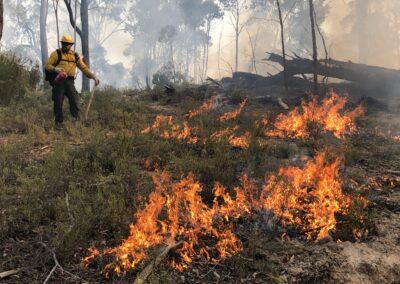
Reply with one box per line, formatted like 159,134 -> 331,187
45,34 -> 100,130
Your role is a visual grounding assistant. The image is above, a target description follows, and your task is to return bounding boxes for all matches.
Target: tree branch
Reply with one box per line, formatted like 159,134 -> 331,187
63,0 -> 82,37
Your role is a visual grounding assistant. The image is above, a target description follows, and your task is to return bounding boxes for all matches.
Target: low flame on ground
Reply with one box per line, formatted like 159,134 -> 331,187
267,91 -> 364,139
392,135 -> 400,142
141,115 -> 198,144
261,151 -> 350,240
85,150 -> 355,275
84,171 -> 250,275
186,95 -> 217,118
219,98 -> 248,121
211,127 -> 251,149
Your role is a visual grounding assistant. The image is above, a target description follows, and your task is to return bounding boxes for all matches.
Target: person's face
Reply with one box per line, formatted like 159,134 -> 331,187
62,43 -> 73,52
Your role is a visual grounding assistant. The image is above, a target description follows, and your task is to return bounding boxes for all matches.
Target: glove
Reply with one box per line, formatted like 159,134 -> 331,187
93,76 -> 100,86
54,67 -> 64,73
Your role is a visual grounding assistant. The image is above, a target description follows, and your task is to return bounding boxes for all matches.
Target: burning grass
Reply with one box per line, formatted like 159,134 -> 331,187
261,151 -> 350,240
141,91 -> 364,151
185,95 -> 217,118
267,91 -> 365,139
219,97 -> 248,121
84,149 -> 361,276
84,170 -> 249,275
0,86 -> 381,283
141,115 -> 199,144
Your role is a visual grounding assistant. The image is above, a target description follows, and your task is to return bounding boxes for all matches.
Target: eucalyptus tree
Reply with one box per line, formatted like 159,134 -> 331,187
0,0 -> 3,42
40,0 -> 49,73
218,0 -> 254,72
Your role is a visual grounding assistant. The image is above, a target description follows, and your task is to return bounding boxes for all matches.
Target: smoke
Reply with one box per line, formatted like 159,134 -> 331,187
2,0 -> 400,88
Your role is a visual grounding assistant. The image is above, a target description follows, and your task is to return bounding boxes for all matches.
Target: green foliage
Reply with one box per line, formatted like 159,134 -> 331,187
152,62 -> 186,87
0,52 -> 40,106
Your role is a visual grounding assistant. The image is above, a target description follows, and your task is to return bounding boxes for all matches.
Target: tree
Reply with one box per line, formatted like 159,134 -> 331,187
63,0 -> 91,91
308,0 -> 318,95
124,0 -> 222,86
4,0 -> 41,61
276,0 -> 288,93
40,0 -> 49,73
219,0 -> 253,73
0,0 -> 3,42
81,0 -> 90,92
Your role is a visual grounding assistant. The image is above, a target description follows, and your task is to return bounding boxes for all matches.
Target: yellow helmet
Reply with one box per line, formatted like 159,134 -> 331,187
61,34 -> 74,44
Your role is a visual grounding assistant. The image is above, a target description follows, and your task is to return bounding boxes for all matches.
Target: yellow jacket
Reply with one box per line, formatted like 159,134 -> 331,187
45,50 -> 95,79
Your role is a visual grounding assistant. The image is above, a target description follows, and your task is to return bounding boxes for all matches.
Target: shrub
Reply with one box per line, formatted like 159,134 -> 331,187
0,52 -> 40,106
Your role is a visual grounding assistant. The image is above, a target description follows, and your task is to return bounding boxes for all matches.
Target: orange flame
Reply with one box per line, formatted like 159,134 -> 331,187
228,132 -> 251,149
267,91 -> 364,139
186,95 -> 217,118
85,171 -> 250,275
211,127 -> 250,149
261,151 -> 349,240
219,98 -> 248,121
85,150 -> 355,275
142,115 -> 198,144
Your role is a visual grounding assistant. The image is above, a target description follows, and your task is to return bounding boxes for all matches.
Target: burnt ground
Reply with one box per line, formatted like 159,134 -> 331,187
0,87 -> 400,283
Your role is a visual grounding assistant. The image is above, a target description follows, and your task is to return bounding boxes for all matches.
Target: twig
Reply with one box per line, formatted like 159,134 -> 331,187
84,84 -> 97,121
0,269 -> 20,280
39,242 -> 88,284
133,241 -> 183,284
43,265 -> 57,284
65,192 -> 75,234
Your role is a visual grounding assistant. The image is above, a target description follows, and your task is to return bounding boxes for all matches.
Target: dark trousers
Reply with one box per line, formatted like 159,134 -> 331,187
52,78 -> 79,123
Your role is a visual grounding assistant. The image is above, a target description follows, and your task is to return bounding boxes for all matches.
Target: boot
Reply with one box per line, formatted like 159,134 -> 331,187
55,122 -> 64,131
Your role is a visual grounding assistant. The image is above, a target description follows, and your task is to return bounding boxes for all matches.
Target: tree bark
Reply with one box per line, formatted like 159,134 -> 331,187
276,0 -> 288,94
308,0 -> 318,95
235,3 -> 239,73
0,0 -> 3,42
261,52 -> 400,95
81,0 -> 91,92
40,0 -> 49,73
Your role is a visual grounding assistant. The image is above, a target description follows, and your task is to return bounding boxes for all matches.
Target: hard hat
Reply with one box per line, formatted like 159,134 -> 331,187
61,34 -> 74,44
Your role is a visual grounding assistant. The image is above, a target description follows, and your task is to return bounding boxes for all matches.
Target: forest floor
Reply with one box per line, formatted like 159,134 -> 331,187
0,86 -> 399,283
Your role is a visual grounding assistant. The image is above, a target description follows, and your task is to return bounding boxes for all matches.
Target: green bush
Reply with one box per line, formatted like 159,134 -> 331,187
0,52 -> 40,106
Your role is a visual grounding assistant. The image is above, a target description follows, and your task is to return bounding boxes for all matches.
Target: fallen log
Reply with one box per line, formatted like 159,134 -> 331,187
133,241 -> 183,284
264,52 -> 400,95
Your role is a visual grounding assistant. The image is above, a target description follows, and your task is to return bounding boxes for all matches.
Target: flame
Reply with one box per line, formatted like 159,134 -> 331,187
392,135 -> 400,142
142,115 -> 198,144
211,127 -> 250,149
85,150 -> 356,275
267,91 -> 364,139
186,95 -> 217,118
228,132 -> 251,149
261,151 -> 349,240
219,98 -> 248,121
85,171 -> 250,275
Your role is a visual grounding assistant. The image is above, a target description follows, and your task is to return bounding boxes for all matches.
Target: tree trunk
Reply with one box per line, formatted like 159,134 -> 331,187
40,0 -> 49,74
0,0 -> 3,42
81,0 -> 90,92
276,0 -> 288,94
263,52 -> 400,95
308,0 -> 318,95
235,6 -> 239,73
